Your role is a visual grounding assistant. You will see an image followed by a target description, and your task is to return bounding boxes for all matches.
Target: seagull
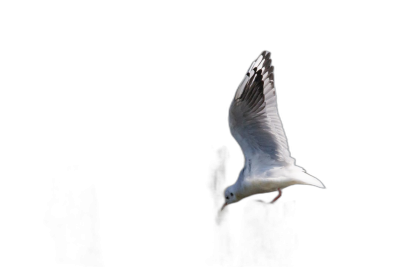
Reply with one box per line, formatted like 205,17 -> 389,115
221,51 -> 325,211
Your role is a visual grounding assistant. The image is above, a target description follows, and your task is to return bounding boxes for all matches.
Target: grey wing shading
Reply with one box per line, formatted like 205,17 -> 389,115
229,51 -> 295,166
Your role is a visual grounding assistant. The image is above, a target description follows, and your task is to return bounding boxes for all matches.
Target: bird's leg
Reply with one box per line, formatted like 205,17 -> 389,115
270,188 -> 282,204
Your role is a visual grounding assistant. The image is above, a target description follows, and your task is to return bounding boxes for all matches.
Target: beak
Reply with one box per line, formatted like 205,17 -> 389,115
220,202 -> 228,211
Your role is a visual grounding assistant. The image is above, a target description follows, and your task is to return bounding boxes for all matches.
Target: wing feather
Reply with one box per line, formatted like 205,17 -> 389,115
229,51 -> 295,167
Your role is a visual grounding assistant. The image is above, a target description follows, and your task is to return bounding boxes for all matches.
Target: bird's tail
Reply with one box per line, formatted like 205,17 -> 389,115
293,170 -> 325,188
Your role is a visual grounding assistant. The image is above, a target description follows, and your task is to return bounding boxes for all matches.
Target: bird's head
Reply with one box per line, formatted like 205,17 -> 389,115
221,185 -> 239,211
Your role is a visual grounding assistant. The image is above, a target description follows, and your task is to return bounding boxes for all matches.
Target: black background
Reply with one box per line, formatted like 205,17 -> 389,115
16,6 -> 396,266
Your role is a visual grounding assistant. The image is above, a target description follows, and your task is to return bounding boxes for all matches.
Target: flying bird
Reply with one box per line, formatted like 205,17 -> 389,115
221,51 -> 324,211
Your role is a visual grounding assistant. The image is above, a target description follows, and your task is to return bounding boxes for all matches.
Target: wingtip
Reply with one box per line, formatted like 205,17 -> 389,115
260,50 -> 270,55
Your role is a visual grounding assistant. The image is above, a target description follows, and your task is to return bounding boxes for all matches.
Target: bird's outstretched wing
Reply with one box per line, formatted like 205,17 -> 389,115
229,51 -> 295,167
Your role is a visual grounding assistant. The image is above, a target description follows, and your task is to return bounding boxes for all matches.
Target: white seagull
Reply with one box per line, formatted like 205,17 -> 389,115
221,51 -> 325,211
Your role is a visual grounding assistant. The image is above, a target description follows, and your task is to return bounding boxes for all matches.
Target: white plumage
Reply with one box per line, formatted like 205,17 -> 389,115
221,51 -> 324,210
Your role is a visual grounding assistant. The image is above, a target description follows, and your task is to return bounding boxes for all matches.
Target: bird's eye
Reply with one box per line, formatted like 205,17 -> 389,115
230,193 -> 233,196
226,196 -> 229,200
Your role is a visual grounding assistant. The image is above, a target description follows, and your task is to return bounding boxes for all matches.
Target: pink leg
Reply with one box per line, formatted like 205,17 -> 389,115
270,188 -> 282,204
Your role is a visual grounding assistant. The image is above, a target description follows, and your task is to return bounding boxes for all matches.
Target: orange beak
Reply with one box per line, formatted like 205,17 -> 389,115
220,202 -> 228,211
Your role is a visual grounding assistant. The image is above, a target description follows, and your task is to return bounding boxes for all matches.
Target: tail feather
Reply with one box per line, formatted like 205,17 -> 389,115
294,171 -> 325,188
